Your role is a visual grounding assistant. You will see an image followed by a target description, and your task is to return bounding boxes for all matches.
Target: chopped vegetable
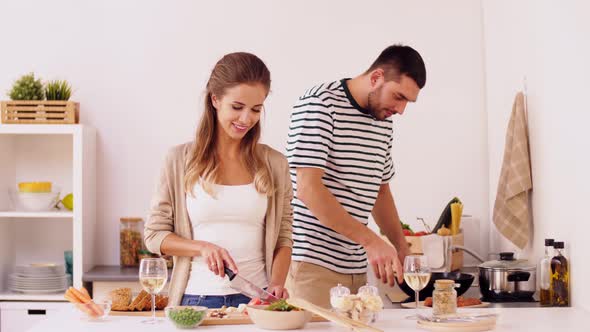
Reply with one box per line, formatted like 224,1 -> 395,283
264,299 -> 300,312
400,221 -> 413,232
248,297 -> 270,306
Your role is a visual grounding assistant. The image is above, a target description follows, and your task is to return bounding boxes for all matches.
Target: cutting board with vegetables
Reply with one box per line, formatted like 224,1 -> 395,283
111,309 -> 249,325
110,309 -> 328,325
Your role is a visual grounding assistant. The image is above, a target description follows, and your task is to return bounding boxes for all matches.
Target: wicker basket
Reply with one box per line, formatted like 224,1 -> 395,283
1,100 -> 79,124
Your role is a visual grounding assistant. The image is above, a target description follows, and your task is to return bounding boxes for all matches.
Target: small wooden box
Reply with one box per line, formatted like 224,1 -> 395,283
1,100 -> 79,124
405,232 -> 464,271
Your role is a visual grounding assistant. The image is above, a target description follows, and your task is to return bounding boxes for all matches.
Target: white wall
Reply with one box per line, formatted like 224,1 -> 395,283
482,0 -> 590,310
0,1 -> 488,267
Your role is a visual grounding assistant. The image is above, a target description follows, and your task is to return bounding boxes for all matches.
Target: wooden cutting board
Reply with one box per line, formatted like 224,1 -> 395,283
401,301 -> 491,309
416,316 -> 496,332
110,310 -> 327,325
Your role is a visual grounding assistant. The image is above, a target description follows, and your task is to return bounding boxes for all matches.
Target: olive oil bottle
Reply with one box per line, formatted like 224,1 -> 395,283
550,241 -> 569,306
539,238 -> 554,306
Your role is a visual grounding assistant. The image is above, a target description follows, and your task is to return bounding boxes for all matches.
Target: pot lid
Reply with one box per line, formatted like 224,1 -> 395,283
478,252 -> 535,271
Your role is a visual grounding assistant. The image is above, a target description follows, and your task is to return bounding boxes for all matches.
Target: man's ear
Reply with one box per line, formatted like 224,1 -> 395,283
369,68 -> 385,88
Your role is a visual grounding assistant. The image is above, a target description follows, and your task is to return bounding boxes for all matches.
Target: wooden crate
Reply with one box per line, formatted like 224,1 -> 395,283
1,100 -> 79,124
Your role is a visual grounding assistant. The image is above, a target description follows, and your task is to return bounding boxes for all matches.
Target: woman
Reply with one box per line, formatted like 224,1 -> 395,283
144,52 -> 293,308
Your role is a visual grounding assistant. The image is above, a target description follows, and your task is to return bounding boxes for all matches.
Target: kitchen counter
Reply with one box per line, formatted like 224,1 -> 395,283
87,267 -> 540,309
383,285 -> 539,309
83,265 -> 172,282
376,266 -> 540,309
28,307 -> 586,332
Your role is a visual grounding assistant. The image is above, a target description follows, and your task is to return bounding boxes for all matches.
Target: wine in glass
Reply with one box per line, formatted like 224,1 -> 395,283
403,254 -> 431,320
139,258 -> 168,324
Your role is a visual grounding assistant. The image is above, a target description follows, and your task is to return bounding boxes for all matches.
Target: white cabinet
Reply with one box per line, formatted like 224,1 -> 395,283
0,125 -> 96,329
0,302 -> 69,332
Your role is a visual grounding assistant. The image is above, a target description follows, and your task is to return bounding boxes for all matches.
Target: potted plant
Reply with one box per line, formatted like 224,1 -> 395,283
1,73 -> 79,124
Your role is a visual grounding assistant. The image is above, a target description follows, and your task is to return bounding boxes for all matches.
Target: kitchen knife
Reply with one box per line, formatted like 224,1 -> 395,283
224,267 -> 279,303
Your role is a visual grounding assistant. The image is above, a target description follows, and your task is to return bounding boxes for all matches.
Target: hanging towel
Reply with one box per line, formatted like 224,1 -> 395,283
493,92 -> 533,249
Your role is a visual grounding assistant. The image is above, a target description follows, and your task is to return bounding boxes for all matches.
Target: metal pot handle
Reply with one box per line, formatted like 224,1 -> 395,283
507,271 -> 531,282
507,271 -> 531,293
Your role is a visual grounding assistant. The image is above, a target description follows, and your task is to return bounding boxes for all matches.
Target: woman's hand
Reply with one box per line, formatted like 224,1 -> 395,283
196,241 -> 238,278
267,284 -> 289,299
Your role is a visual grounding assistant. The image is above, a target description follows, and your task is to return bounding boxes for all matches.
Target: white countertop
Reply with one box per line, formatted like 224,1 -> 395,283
28,307 -> 587,332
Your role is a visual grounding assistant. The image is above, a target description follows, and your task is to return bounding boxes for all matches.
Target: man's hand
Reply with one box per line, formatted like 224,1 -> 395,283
365,235 -> 404,286
397,244 -> 410,267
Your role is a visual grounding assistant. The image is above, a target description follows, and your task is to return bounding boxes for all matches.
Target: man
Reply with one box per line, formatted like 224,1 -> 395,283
285,44 -> 426,307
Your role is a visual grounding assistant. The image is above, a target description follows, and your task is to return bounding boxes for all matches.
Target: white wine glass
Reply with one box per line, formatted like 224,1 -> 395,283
403,255 -> 431,320
139,258 -> 168,324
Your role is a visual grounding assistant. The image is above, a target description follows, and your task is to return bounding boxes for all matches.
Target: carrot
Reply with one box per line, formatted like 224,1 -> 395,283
79,287 -> 104,317
70,287 -> 92,303
80,287 -> 91,299
66,293 -> 96,317
64,292 -> 79,304
65,288 -> 82,303
67,287 -> 103,317
77,303 -> 98,317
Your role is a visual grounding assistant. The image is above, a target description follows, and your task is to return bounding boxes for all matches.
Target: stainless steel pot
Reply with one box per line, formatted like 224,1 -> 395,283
478,252 -> 536,301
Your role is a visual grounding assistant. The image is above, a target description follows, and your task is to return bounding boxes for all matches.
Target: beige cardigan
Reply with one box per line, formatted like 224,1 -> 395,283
144,142 -> 294,306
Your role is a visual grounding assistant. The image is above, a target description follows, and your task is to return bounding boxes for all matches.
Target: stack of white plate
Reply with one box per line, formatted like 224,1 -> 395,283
9,263 -> 68,294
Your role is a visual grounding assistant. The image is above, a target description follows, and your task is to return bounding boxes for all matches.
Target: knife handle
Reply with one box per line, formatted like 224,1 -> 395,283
224,266 -> 237,281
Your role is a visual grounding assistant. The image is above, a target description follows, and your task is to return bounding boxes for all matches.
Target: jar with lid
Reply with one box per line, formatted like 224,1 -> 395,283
120,217 -> 143,267
357,283 -> 382,323
330,283 -> 351,310
432,279 -> 457,316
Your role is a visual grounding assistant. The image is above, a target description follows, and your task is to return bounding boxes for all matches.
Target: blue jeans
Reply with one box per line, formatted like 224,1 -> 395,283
181,293 -> 251,308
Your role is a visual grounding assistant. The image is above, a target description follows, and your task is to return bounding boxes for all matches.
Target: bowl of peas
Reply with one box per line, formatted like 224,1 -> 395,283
165,306 -> 208,329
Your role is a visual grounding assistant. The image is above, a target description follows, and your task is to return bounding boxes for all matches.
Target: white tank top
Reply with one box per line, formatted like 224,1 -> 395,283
184,182 -> 268,295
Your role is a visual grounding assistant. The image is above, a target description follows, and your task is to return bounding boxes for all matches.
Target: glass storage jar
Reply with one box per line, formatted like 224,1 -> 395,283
120,217 -> 143,267
432,279 -> 457,316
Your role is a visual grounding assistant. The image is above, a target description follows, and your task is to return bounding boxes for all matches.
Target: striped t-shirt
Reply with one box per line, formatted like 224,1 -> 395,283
286,79 -> 395,274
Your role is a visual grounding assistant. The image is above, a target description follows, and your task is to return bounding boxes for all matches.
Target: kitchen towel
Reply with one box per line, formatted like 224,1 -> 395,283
493,92 -> 533,249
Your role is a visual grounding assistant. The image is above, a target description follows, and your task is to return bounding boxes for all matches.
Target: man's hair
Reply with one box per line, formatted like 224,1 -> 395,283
366,44 -> 426,88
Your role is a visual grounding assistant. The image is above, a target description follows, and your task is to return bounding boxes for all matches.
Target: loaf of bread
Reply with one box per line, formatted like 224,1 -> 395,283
129,290 -> 150,311
154,294 -> 169,310
110,288 -> 169,311
109,288 -> 132,311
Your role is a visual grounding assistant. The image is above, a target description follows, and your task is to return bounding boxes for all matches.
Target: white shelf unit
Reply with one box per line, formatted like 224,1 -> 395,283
0,124 -> 96,303
0,211 -> 74,219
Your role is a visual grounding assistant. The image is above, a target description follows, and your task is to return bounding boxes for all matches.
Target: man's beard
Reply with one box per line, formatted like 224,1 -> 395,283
367,88 -> 383,120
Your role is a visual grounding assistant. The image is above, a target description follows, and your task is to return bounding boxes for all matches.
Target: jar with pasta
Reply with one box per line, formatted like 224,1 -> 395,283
120,217 -> 143,267
432,279 -> 457,316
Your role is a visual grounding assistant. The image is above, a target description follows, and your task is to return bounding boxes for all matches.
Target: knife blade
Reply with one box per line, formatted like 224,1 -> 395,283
224,267 -> 279,303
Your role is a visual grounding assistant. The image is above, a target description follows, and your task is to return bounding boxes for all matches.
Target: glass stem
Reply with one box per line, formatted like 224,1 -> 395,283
151,293 -> 156,321
415,290 -> 419,315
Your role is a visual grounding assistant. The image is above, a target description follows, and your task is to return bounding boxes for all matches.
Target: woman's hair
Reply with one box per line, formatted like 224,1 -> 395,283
184,52 -> 273,197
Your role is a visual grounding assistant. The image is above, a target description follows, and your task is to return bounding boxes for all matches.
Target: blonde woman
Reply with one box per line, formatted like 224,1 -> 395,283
145,52 -> 293,308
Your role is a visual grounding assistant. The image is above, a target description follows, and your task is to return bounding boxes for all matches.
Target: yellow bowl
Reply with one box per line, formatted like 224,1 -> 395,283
8,187 -> 61,211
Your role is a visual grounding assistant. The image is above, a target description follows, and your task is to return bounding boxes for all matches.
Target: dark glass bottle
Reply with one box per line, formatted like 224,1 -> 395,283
550,241 -> 569,306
